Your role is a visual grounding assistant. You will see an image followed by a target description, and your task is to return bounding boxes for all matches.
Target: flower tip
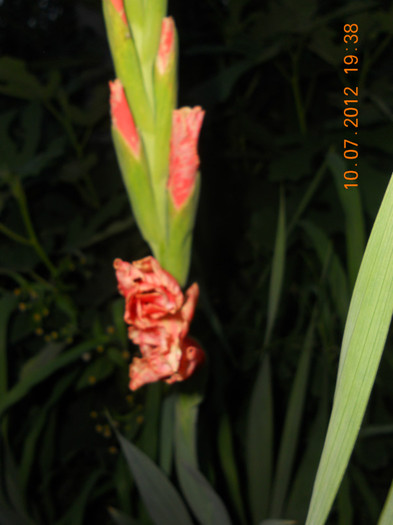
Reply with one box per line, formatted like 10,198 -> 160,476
109,79 -> 140,158
168,106 -> 205,209
157,17 -> 176,75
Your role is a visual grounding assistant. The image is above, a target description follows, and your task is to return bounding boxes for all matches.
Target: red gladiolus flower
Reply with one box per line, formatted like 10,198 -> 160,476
168,107 -> 205,209
128,337 -> 205,391
109,79 -> 140,158
114,256 -> 204,389
156,17 -> 175,75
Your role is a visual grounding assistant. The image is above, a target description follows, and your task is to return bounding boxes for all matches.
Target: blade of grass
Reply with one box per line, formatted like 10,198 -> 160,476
287,156 -> 328,236
378,479 -> 393,525
174,387 -> 232,525
108,507 -> 139,525
0,294 -> 17,397
285,374 -> 329,523
337,474 -> 353,525
0,505 -> 35,525
19,371 -> 78,491
301,221 -> 350,326
269,309 -> 317,517
159,393 -> 175,476
218,413 -> 247,525
264,187 -> 286,345
54,471 -> 104,525
351,465 -> 380,523
0,336 -> 108,417
327,151 -> 366,289
246,353 -> 273,523
138,382 -> 161,460
115,430 -> 194,525
305,172 -> 393,525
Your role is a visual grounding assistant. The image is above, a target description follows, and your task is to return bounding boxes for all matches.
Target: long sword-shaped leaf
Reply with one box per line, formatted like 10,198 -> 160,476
378,479 -> 393,525
305,172 -> 393,525
174,389 -> 232,525
264,188 -> 286,345
0,294 -> 17,397
328,151 -> 366,289
0,337 -> 108,417
269,310 -> 316,517
246,353 -> 273,523
116,431 -> 194,525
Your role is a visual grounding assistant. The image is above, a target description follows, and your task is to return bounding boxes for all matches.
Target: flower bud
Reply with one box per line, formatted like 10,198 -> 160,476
109,79 -> 141,159
156,17 -> 176,75
168,106 -> 205,209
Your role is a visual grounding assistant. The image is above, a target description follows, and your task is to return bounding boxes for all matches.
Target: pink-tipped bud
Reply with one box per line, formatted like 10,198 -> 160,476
156,17 -> 176,75
109,79 -> 140,158
109,0 -> 127,25
168,107 -> 205,209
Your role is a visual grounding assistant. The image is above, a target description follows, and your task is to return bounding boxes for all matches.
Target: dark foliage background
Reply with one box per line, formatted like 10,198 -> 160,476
1,0 -> 393,524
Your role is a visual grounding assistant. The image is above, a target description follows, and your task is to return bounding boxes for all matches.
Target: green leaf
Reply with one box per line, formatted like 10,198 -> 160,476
162,173 -> 201,286
246,353 -> 273,522
0,58 -> 46,100
54,471 -> 103,525
285,392 -> 329,523
115,430 -> 194,525
0,505 -> 35,525
0,294 -> 17,397
378,479 -> 393,525
17,137 -> 66,179
159,394 -> 175,476
305,172 -> 393,525
336,474 -> 353,525
19,371 -> 78,492
108,507 -> 140,525
102,0 -> 154,132
270,311 -> 317,517
175,389 -> 232,525
265,188 -> 286,345
18,103 -> 42,163
218,413 -> 247,524
111,126 -> 162,250
0,337 -> 108,417
0,110 -> 18,167
301,221 -> 350,326
138,382 -> 161,460
75,355 -> 116,389
19,342 -> 65,382
328,151 -> 366,288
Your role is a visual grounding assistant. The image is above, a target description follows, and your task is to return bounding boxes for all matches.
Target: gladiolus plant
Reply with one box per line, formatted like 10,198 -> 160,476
103,0 -> 204,288
103,0 -> 205,390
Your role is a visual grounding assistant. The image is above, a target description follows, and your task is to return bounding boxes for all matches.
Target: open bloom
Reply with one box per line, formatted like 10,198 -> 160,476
114,256 -> 204,389
129,337 -> 204,390
168,106 -> 205,209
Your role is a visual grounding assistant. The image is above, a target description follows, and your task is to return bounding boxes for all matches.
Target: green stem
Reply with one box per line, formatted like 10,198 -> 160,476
0,223 -> 31,245
291,47 -> 307,135
44,100 -> 81,156
291,71 -> 307,135
11,176 -> 57,277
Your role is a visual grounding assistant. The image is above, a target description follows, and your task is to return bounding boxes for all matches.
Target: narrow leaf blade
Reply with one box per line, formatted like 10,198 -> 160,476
116,431 -> 193,525
305,172 -> 393,525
